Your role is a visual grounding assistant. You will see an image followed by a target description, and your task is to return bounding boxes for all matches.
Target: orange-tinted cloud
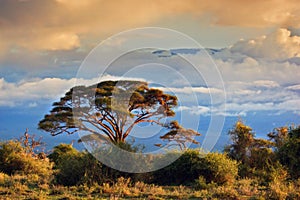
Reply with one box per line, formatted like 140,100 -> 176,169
21,32 -> 80,51
230,28 -> 300,59
0,0 -> 300,54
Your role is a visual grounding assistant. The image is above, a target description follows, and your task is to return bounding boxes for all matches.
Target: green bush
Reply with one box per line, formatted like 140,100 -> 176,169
0,140 -> 29,174
199,152 -> 238,185
0,140 -> 53,184
151,150 -> 201,185
48,143 -> 78,164
151,150 -> 238,186
50,144 -> 112,186
277,126 -> 300,179
50,144 -> 87,186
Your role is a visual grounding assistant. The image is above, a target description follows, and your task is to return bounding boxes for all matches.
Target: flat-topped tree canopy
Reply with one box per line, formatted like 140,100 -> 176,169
39,80 -> 179,144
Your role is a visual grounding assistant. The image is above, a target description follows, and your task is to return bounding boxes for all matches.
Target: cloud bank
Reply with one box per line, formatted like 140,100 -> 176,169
1,0 -> 300,54
0,28 -> 299,117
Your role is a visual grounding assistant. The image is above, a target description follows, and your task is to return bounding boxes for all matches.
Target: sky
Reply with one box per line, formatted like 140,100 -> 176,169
0,0 -> 300,150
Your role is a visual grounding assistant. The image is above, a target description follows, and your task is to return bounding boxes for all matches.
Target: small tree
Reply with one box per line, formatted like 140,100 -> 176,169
277,126 -> 300,179
20,128 -> 44,155
158,121 -> 201,150
225,120 -> 287,182
225,120 -> 255,165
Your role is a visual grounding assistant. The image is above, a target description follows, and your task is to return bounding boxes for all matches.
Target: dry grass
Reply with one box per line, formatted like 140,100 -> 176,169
0,175 -> 300,199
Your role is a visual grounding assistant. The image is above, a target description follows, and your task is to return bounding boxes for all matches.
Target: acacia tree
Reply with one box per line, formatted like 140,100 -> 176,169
158,121 -> 201,150
267,126 -> 289,149
225,120 -> 255,164
225,120 -> 283,180
39,80 -> 199,147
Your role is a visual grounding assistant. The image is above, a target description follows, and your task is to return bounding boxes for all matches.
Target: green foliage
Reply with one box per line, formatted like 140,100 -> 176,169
0,140 -> 53,183
48,143 -> 78,164
277,126 -> 300,179
51,147 -> 86,186
49,143 -> 139,186
195,176 -> 210,189
0,140 -> 26,175
152,150 -> 238,186
268,126 -> 289,148
1,122 -> 300,199
225,120 -> 284,183
0,138 -> 300,199
49,144 -> 102,186
225,120 -> 255,165
151,150 -> 201,185
159,121 -> 201,150
39,80 -> 178,145
200,152 -> 238,185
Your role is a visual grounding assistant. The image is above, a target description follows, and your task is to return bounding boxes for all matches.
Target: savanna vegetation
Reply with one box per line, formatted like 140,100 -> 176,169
0,122 -> 300,199
1,80 -> 300,199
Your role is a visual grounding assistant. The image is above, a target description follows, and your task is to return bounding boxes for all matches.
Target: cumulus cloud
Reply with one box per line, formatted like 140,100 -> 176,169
215,55 -> 300,85
207,38 -> 300,116
0,77 -> 76,107
1,25 -> 300,118
230,28 -> 300,59
1,1 -> 300,82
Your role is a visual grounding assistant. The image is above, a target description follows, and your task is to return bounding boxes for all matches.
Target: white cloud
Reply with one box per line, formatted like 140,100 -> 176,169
0,77 -> 75,107
154,86 -> 223,94
223,99 -> 300,113
0,75 -> 147,107
213,111 -> 247,117
1,73 -> 299,118
0,28 -> 299,118
215,55 -> 300,85
230,28 -> 300,59
286,84 -> 300,90
253,80 -> 280,88
176,105 -> 211,116
28,102 -> 38,108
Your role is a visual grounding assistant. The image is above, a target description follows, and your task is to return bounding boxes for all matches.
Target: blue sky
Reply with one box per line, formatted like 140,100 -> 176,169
0,0 -> 300,151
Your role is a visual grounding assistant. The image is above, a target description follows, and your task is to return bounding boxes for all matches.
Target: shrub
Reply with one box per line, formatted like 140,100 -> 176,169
48,143 -> 78,164
0,140 -> 28,174
50,144 -> 107,186
151,149 -> 201,185
0,140 -> 53,184
195,176 -> 209,190
235,178 -> 259,197
50,144 -> 87,186
0,172 -> 10,186
151,150 -> 238,186
199,152 -> 238,185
